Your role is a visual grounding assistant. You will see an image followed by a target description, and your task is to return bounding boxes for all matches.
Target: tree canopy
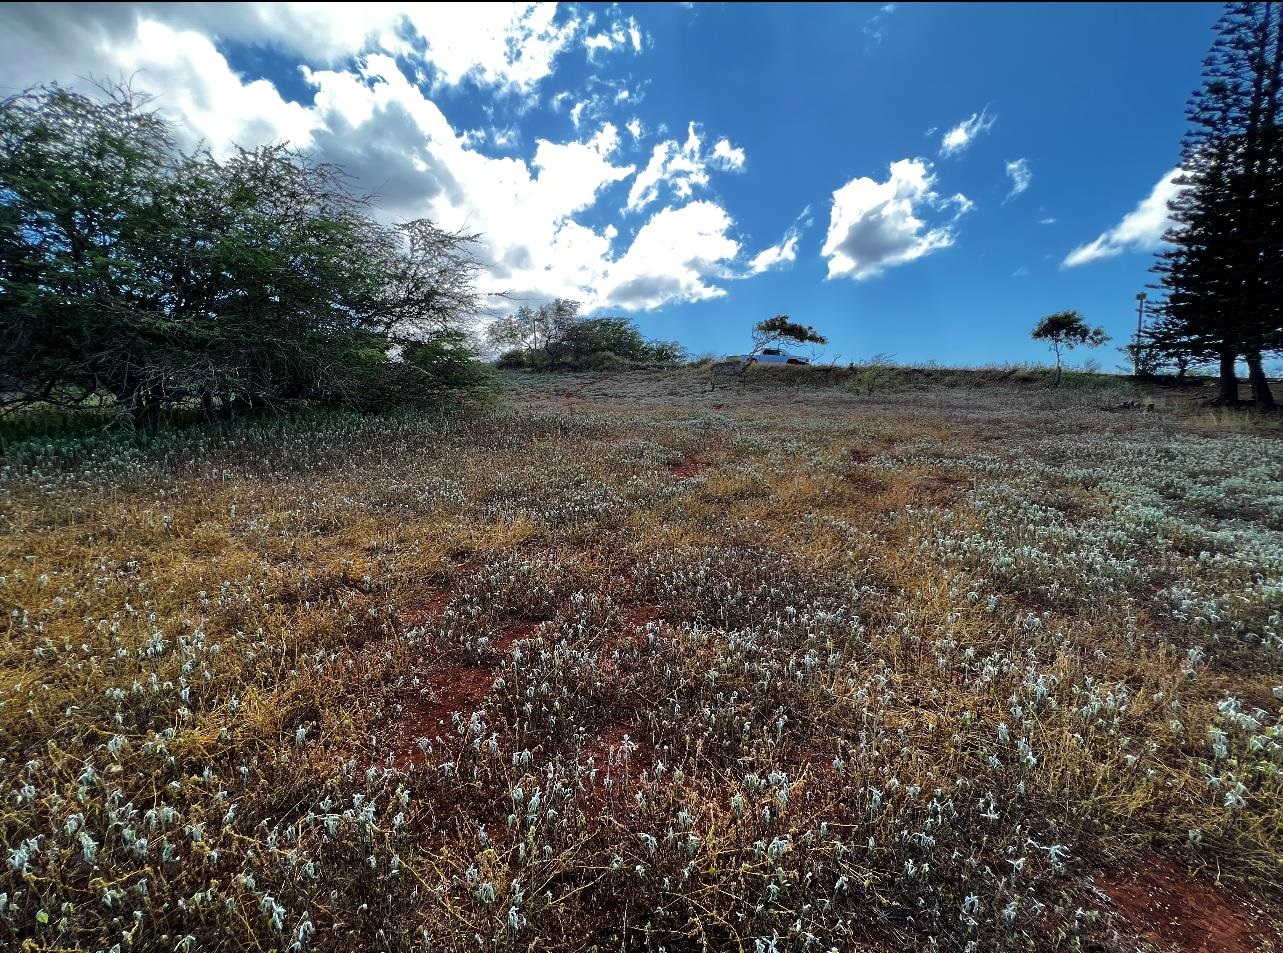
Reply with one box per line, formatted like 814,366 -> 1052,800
488,301 -> 686,370
0,83 -> 488,426
1031,311 -> 1108,383
751,316 -> 828,354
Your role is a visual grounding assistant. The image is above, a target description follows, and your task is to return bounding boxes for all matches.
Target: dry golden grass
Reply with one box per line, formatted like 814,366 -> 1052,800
1,368 -> 1280,952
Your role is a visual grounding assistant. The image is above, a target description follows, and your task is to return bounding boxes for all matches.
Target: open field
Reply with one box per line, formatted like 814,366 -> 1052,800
2,368 -> 1281,952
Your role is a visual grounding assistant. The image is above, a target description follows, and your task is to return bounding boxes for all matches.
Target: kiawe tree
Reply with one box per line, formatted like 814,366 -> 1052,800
748,315 -> 828,359
486,301 -> 686,369
485,299 -> 581,356
0,83 -> 486,426
708,315 -> 827,388
1031,311 -> 1108,384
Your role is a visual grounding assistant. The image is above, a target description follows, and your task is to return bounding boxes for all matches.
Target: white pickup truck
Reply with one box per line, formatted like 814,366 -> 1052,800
724,348 -> 810,365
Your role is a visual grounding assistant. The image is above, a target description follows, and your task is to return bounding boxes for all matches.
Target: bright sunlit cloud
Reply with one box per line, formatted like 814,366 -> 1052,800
822,159 -> 972,281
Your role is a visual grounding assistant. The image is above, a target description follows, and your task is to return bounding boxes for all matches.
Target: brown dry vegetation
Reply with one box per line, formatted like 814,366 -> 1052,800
1,366 -> 1280,952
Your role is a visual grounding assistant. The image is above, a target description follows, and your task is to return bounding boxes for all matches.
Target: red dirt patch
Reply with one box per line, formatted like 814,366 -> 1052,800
607,603 -> 664,649
911,470 -> 970,507
844,467 -> 890,494
386,665 -> 495,764
400,592 -> 449,628
668,458 -> 708,479
848,439 -> 898,464
584,723 -> 654,784
1095,858 -> 1274,953
378,613 -> 537,766
493,621 -> 538,652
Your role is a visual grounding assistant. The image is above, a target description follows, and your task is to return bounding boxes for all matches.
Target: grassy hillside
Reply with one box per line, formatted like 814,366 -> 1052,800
1,369 -> 1280,951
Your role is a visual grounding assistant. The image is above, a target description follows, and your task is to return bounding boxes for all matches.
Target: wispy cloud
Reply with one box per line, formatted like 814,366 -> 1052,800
939,107 -> 995,157
1062,168 -> 1183,267
625,122 -> 746,214
746,206 -> 812,275
863,3 -> 897,44
1004,158 -> 1031,201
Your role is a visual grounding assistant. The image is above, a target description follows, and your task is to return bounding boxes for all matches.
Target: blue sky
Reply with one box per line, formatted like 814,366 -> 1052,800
1,2 -> 1222,366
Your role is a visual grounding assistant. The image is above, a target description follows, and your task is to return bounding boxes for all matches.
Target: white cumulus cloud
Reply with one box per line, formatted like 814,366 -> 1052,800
711,138 -> 746,171
822,159 -> 972,281
599,202 -> 740,310
0,3 -> 593,98
106,19 -> 321,158
1062,168 -> 1183,267
939,108 -> 995,157
396,3 -> 583,93
1004,158 -> 1031,201
0,3 -> 759,313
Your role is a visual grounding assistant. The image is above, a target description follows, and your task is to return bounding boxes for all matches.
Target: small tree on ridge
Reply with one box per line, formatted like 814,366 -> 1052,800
748,315 -> 828,360
1031,311 -> 1108,385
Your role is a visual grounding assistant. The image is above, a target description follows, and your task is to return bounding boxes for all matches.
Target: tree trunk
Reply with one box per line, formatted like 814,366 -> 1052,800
1246,350 -> 1277,411
201,389 -> 216,422
130,396 -> 160,430
1217,348 -> 1239,404
126,382 -> 158,430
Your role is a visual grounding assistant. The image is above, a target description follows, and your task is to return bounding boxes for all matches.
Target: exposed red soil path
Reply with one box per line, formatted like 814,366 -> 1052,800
1095,858 -> 1276,953
399,592 -> 449,628
668,458 -> 708,479
397,665 -> 495,740
493,621 -> 538,652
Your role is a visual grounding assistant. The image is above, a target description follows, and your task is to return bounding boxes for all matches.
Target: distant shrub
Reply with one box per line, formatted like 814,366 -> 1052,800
491,306 -> 686,371
847,353 -> 901,396
578,351 -> 633,371
497,349 -> 532,370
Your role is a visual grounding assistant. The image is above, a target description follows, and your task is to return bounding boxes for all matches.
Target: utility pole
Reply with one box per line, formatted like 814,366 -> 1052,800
1133,292 -> 1147,376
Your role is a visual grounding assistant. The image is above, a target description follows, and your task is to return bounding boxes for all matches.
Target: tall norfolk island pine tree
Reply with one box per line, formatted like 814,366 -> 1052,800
1153,1 -> 1282,408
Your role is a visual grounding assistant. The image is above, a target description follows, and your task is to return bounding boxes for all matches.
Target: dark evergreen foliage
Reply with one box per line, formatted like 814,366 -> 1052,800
1152,2 -> 1282,407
